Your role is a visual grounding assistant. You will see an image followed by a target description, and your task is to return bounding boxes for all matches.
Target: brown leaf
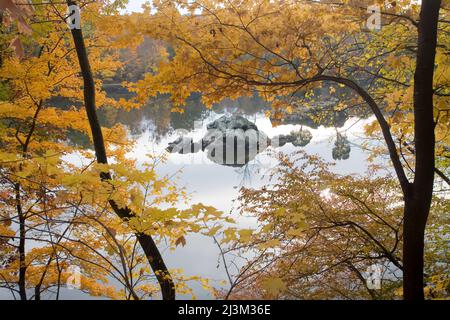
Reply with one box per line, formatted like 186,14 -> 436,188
175,236 -> 186,247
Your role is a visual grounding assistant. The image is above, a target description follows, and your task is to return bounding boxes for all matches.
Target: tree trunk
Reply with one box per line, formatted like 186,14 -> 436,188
16,182 -> 27,300
403,194 -> 426,300
403,0 -> 440,300
66,0 -> 175,300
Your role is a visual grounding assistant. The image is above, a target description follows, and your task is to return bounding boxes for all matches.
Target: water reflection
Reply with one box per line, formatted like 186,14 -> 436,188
126,110 -> 375,299
64,92 -> 373,299
97,93 -> 271,141
91,92 -> 361,165
166,115 -> 323,168
166,115 -> 269,167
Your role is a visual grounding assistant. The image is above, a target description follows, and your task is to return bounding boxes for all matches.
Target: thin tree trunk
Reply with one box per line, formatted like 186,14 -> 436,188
403,0 -> 440,300
15,182 -> 27,300
66,0 -> 175,300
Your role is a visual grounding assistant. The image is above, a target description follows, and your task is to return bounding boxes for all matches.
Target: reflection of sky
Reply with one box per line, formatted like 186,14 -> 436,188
127,112 -> 379,299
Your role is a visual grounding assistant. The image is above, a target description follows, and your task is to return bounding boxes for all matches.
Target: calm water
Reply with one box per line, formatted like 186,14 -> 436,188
123,101 -> 377,299
0,96 -> 379,300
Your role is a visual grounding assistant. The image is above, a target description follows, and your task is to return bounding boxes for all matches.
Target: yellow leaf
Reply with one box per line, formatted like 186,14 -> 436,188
262,277 -> 286,296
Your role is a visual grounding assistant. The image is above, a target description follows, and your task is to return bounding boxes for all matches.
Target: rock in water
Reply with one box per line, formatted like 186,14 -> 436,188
290,129 -> 313,147
204,115 -> 269,167
166,115 -> 321,167
167,115 -> 269,167
207,115 -> 258,132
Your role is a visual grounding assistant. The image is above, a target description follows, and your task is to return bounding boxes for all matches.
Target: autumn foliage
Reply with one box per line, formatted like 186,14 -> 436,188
0,0 -> 448,300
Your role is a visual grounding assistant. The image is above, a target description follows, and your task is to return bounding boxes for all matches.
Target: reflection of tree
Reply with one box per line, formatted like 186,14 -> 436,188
98,93 -> 271,142
212,93 -> 271,116
235,159 -> 268,188
67,129 -> 91,149
109,37 -> 166,84
66,89 -> 366,151
71,68 -> 368,149
332,132 -> 351,160
70,54 -> 367,147
170,93 -> 208,132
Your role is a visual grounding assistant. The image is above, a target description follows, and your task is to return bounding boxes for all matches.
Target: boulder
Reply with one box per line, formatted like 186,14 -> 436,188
167,115 -> 319,166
